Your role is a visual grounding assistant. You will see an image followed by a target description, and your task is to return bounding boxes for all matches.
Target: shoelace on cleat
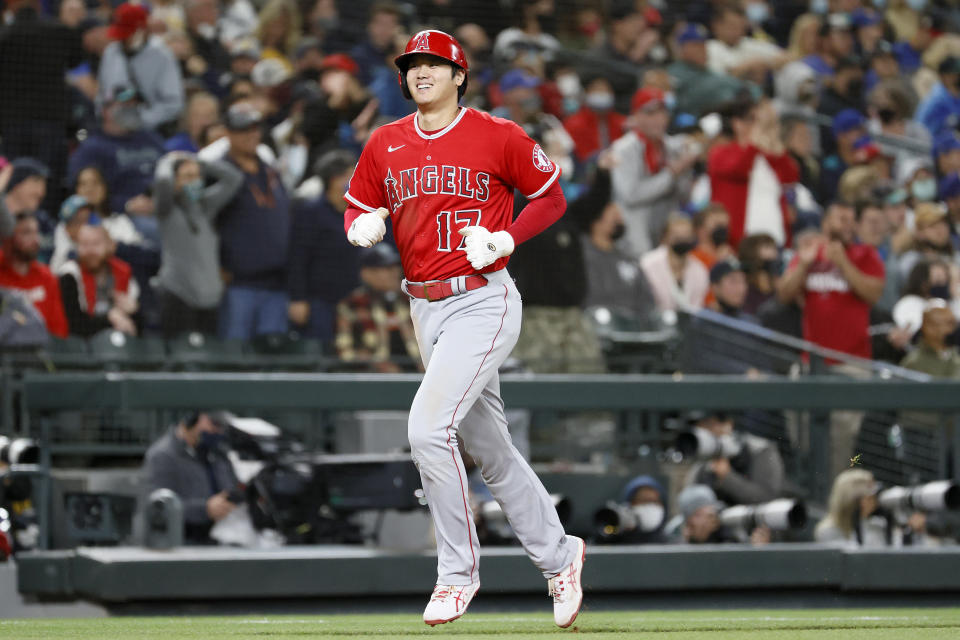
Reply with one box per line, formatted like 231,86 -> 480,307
548,577 -> 566,603
431,586 -> 454,602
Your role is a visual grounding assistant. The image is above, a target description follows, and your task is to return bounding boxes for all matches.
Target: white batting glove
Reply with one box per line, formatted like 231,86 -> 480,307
347,208 -> 388,247
459,226 -> 515,270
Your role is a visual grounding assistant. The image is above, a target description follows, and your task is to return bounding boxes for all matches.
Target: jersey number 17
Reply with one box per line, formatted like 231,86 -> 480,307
436,209 -> 481,252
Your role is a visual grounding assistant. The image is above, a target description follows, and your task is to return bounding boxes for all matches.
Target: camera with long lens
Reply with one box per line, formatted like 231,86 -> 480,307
719,499 -> 807,532
878,481 -> 960,513
593,500 -> 665,539
675,427 -> 742,461
594,502 -> 637,538
0,436 -> 41,552
0,436 -> 40,466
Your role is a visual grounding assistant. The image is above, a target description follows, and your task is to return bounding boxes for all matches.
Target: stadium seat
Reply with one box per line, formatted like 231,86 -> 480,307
45,335 -> 96,370
166,332 -> 247,371
88,330 -> 167,370
247,332 -> 326,371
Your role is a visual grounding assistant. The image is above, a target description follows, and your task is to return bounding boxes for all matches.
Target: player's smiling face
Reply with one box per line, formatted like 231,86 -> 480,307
405,53 -> 463,107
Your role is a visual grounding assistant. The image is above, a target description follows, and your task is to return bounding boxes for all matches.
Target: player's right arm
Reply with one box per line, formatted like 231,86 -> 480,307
343,130 -> 390,247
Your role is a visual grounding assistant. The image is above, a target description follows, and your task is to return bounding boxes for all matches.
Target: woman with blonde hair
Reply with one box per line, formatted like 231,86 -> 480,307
815,469 -> 890,546
786,13 -> 822,61
255,0 -> 302,62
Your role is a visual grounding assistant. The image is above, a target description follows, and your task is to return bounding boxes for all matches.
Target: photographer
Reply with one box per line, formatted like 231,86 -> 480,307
682,411 -> 785,506
815,469 -> 889,547
818,470 -> 955,547
595,475 -> 668,544
143,411 -> 242,544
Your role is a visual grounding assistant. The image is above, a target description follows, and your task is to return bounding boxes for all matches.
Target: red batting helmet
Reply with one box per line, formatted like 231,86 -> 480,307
394,30 -> 469,101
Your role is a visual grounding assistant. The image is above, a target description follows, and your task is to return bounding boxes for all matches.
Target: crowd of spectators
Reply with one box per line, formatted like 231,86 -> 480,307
1,0 -> 960,379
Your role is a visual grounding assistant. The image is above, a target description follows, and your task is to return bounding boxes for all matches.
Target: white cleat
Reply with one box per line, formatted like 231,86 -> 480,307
548,535 -> 586,628
423,582 -> 480,626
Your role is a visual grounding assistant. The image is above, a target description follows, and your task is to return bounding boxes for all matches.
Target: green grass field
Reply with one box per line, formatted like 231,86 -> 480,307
1,609 -> 960,639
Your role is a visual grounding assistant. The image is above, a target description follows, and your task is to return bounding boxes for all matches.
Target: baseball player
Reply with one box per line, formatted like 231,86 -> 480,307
342,30 -> 585,628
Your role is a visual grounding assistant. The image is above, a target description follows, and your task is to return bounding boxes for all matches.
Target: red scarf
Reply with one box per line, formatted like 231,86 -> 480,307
635,131 -> 664,174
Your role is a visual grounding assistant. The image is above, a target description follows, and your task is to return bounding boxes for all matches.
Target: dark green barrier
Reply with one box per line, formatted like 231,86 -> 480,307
20,372 -> 960,411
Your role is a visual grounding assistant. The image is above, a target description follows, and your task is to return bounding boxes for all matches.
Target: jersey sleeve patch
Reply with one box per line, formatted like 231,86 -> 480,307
532,144 -> 554,173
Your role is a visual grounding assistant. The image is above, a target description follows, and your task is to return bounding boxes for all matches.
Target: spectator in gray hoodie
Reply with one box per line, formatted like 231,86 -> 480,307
609,86 -> 698,257
97,3 -> 184,133
154,151 -> 243,338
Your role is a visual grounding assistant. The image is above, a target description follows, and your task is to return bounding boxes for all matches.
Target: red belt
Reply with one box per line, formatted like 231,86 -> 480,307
405,275 -> 488,301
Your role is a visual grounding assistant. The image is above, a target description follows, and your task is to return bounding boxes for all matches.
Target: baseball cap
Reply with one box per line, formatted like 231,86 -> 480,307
499,69 -> 541,93
832,109 -> 865,137
677,485 -> 723,520
107,3 -> 148,41
914,202 -> 948,228
631,86 -> 667,113
709,258 -> 744,284
251,58 -> 291,88
677,23 -> 709,45
320,53 -> 359,76
225,103 -> 264,131
643,6 -> 663,27
619,475 -> 665,505
59,195 -> 94,223
934,132 -> 960,157
851,8 -> 882,28
792,211 -> 822,237
941,172 -> 960,200
6,158 -> 49,191
359,243 -> 401,268
293,37 -> 323,61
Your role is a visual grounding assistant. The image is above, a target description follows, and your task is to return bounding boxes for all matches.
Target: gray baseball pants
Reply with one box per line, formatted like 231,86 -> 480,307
404,268 -> 577,586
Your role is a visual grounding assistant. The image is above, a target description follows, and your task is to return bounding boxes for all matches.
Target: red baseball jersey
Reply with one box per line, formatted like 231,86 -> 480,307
0,250 -> 69,338
345,107 -> 561,282
791,243 -> 885,359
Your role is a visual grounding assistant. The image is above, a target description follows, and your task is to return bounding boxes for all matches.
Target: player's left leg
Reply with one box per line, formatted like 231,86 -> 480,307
459,374 -> 578,575
459,376 -> 586,628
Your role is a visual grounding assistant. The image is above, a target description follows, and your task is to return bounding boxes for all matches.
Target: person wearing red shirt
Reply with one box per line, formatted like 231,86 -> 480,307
562,77 -> 625,163
777,201 -> 885,359
707,97 -> 799,249
0,213 -> 68,338
777,201 -> 884,480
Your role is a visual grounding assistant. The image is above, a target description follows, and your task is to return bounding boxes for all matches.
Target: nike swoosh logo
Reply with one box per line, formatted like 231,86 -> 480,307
387,145 -> 406,152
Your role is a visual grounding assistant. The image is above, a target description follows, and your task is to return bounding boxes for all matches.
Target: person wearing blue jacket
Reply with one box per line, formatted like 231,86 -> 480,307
67,86 -> 165,216
286,150 -> 360,344
915,56 -> 960,139
215,103 -> 292,340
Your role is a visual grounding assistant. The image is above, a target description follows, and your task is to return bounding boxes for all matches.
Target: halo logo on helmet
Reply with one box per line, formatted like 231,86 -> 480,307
395,30 -> 469,101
